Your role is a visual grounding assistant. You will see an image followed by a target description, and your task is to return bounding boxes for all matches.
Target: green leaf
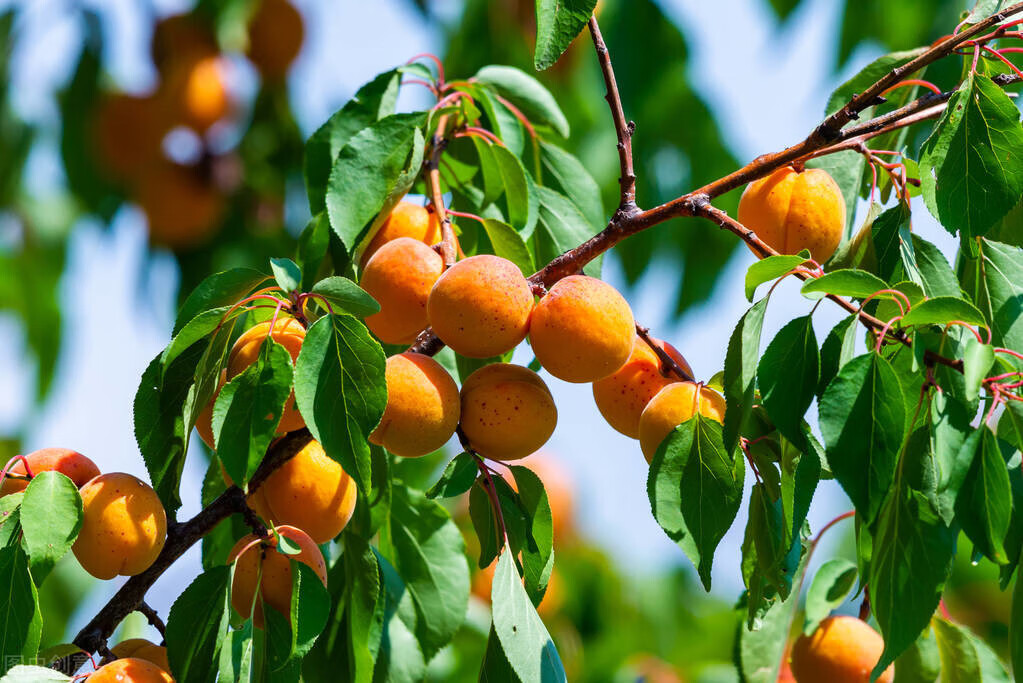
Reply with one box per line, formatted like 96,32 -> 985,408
474,65 -> 570,138
0,666 -> 70,682
161,306 -> 233,379
482,219 -> 536,275
1013,551 -> 1023,679
723,298 -> 768,452
174,268 -> 269,336
930,391 -> 979,525
803,558 -> 858,635
962,338 -> 996,402
744,253 -> 808,302
0,494 -> 22,548
901,296 -> 987,328
166,566 -> 232,683
426,452 -> 478,499
911,235 -> 961,299
1000,400 -> 1023,453
297,214 -> 332,293
956,427 -> 1012,564
19,472 -> 82,579
819,354 -> 906,522
533,0 -> 596,71
218,622 -> 255,682
934,617 -> 1011,682
825,49 -> 926,116
270,258 -> 302,293
747,484 -> 798,598
959,238 -> 1023,353
780,430 -> 821,543
287,562 -> 330,660
800,269 -> 888,300
818,315 -> 858,397
374,551 -> 427,683
310,276 -> 380,318
539,141 -> 603,231
491,145 -> 537,235
872,201 -> 914,283
533,186 -> 601,277
294,314 -> 387,495
509,466 -> 555,603
757,315 -> 819,447
894,624 -> 942,683
920,72 -> 1023,239
0,547 -> 42,673
471,137 -> 503,205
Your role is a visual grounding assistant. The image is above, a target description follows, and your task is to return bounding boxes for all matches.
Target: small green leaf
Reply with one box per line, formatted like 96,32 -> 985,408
492,145 -> 537,235
310,276 -> 380,318
803,558 -> 858,635
539,141 -> 603,231
20,472 -> 82,579
533,186 -> 601,277
817,315 -> 858,397
800,269 -> 888,300
901,296 -> 987,328
911,235 -> 961,299
962,338 -> 996,402
426,452 -> 479,499
934,616 -> 1011,683
161,306 -> 233,380
723,298 -> 768,452
270,258 -> 301,294
533,0 -> 597,71
960,239 -> 1023,353
744,253 -> 809,302
288,562 -> 331,659
166,566 -> 232,683
482,219 -> 536,275
474,65 -> 570,138
956,427 -> 1012,564
0,546 -> 43,673
277,534 -> 302,556
757,315 -> 819,447
0,666 -> 71,682
509,465 -> 555,603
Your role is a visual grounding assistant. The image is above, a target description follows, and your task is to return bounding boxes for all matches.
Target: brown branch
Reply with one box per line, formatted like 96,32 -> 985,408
635,324 -> 694,382
426,115 -> 457,267
138,601 -> 167,640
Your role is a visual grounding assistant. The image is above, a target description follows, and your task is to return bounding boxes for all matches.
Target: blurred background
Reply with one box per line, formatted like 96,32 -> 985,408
0,0 -> 1009,680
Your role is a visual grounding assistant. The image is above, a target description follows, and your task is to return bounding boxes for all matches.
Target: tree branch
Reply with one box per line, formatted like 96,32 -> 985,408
426,115 -> 457,268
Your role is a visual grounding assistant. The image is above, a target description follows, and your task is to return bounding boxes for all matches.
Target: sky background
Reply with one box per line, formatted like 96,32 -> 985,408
0,0 -> 967,644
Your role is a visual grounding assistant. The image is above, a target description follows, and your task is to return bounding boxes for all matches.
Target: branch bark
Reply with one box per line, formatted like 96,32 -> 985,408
426,115 -> 457,267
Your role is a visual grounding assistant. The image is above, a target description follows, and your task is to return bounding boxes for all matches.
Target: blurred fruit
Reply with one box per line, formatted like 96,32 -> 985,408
163,56 -> 231,134
151,13 -> 217,74
92,93 -> 169,183
247,0 -> 305,81
136,162 -> 225,250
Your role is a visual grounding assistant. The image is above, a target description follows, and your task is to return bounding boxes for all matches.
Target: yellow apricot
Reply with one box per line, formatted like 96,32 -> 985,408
88,658 -> 173,682
137,162 -> 224,251
0,448 -> 100,497
72,473 -> 167,580
592,336 -> 692,439
161,55 -> 231,134
246,0 -> 304,81
427,255 -> 534,359
361,237 -> 444,345
369,352 -> 460,458
529,275 -> 635,383
228,525 -> 327,628
737,166 -> 846,263
227,317 -> 306,434
110,639 -> 171,674
638,382 -> 726,463
459,364 -> 557,461
360,201 -> 441,267
790,616 -> 893,683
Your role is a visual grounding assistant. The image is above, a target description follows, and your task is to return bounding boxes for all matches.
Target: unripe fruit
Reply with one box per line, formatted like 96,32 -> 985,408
737,166 -> 846,263
88,657 -> 173,682
592,336 -> 693,439
227,317 -> 306,435
247,0 -> 305,81
529,275 -> 635,383
427,255 -> 534,359
0,448 -> 101,497
360,201 -> 442,267
790,615 -> 893,683
110,639 -> 171,674
73,473 -> 168,580
459,364 -> 557,461
361,237 -> 444,344
370,353 -> 460,458
229,525 -> 327,628
638,382 -> 726,463
137,162 -> 224,251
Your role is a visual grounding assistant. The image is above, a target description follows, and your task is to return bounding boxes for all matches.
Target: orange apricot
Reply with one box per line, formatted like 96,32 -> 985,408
361,237 -> 444,345
72,473 -> 167,580
88,657 -> 173,683
0,448 -> 100,497
246,0 -> 305,81
369,352 -> 460,458
737,166 -> 846,263
195,370 -> 227,450
790,616 -> 893,683
228,525 -> 327,628
92,93 -> 169,183
638,382 -> 726,463
427,255 -> 534,358
592,336 -> 692,439
459,364 -> 557,461
110,639 -> 171,674
529,275 -> 635,383
137,162 -> 224,251
360,201 -> 442,267
177,56 -> 231,133
227,317 -> 306,435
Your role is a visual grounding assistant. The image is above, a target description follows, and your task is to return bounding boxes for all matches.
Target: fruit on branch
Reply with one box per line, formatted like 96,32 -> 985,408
592,336 -> 692,439
790,615 -> 893,683
737,166 -> 846,263
529,275 -> 636,383
87,657 -> 174,682
427,255 -> 534,358
360,201 -> 442,267
151,14 -> 217,75
361,237 -> 445,344
0,448 -> 100,497
137,162 -> 225,250
229,524 -> 328,628
638,382 -> 726,462
72,473 -> 168,580
92,93 -> 169,183
110,639 -> 171,674
195,370 -> 227,450
459,364 -> 557,461
369,352 -> 460,457
246,0 -> 305,81
228,317 -> 306,434
165,55 -> 232,134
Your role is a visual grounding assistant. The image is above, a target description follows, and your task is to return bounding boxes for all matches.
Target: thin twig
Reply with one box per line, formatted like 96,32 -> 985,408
137,601 -> 167,640
635,324 -> 694,382
426,114 -> 458,267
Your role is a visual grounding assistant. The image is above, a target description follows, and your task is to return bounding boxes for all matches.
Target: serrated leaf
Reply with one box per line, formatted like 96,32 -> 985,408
270,258 -> 301,293
0,547 -> 42,673
930,391 -> 979,525
474,65 -> 569,138
20,472 -> 82,579
818,315 -> 858,397
901,296 -> 987,328
286,562 -> 330,660
166,566 -> 232,683
426,452 -> 478,499
959,238 -> 1023,353
723,298 -> 768,452
744,253 -> 808,302
174,268 -> 269,335
800,269 -> 888,300
956,427 -> 1012,564
533,0 -> 596,71
912,235 -> 961,299
310,276 -> 380,318
509,465 -> 555,603
803,558 -> 858,635
962,338 -> 996,402
757,315 -> 819,447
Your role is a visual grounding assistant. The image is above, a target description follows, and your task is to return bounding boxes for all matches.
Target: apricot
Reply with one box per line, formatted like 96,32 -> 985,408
790,616 -> 893,683
360,201 -> 441,267
110,639 -> 171,674
176,56 -> 231,133
529,275 -> 635,383
427,255 -> 534,358
0,448 -> 100,497
592,336 -> 693,439
246,0 -> 305,81
459,364 -> 557,461
737,166 -> 846,263
195,370 -> 227,450
72,473 -> 167,580
361,237 -> 444,345
92,93 -> 169,183
88,657 -> 173,683
638,382 -> 726,463
227,317 -> 306,435
369,352 -> 460,458
137,162 -> 224,250
228,524 -> 327,628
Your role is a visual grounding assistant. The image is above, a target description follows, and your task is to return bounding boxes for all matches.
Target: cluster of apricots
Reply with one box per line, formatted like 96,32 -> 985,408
91,0 -> 304,251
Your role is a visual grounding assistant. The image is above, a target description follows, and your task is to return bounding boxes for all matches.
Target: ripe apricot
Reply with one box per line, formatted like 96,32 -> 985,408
246,0 -> 305,81
110,639 -> 171,674
137,162 -> 224,250
428,255 -> 534,358
592,336 -> 693,439
195,370 -> 227,450
360,201 -> 442,267
176,56 -> 231,133
459,364 -> 557,461
638,382 -> 726,463
88,657 -> 173,683
73,473 -> 167,580
0,448 -> 100,497
361,237 -> 444,345
228,525 -> 327,628
227,317 -> 306,435
529,275 -> 635,383
790,615 -> 893,683
92,93 -> 169,183
737,166 -> 846,263
369,352 -> 460,458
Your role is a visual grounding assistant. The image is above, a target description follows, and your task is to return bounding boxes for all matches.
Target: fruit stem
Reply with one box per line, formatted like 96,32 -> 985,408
635,324 -> 694,382
0,454 -> 33,491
